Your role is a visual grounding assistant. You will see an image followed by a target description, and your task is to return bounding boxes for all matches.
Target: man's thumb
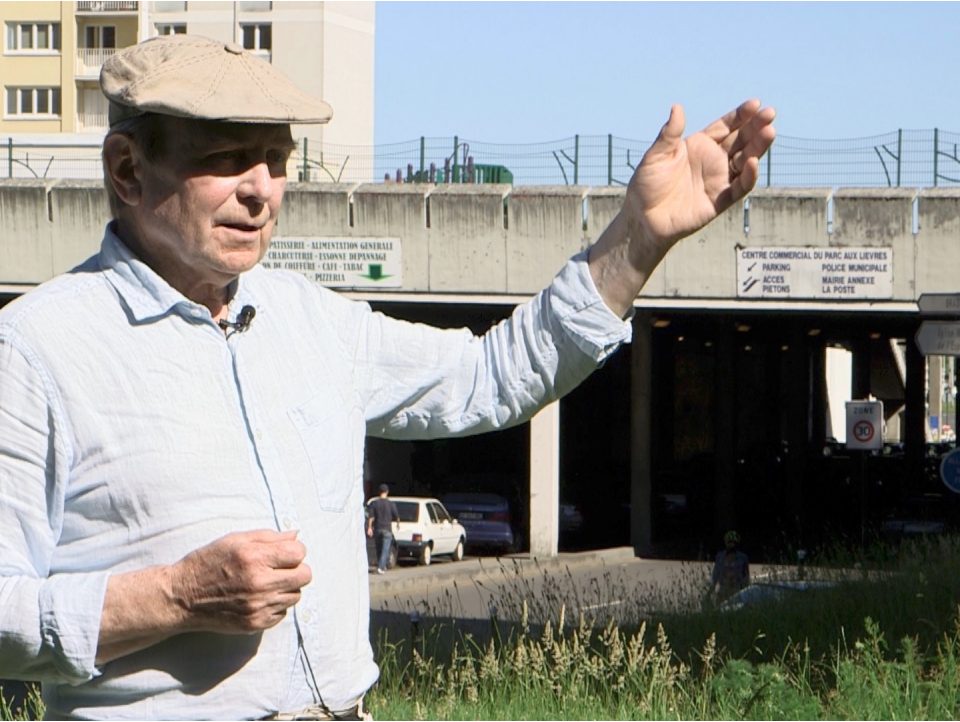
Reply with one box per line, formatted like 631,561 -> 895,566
657,104 -> 686,144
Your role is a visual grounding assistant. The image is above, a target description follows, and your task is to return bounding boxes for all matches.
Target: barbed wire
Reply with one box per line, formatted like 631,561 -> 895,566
7,130 -> 960,187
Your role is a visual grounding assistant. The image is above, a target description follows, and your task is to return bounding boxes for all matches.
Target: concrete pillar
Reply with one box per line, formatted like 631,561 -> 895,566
930,355 -> 943,439
905,330 -> 927,490
630,313 -> 653,557
528,401 -> 560,557
714,323 -> 737,534
784,326 -> 808,540
852,337 -> 872,400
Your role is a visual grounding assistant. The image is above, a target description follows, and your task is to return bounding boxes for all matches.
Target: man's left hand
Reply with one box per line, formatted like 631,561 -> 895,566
589,100 -> 776,317
626,99 -> 776,251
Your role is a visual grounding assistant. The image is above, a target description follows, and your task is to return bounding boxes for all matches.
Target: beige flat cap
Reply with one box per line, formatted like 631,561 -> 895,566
101,34 -> 333,126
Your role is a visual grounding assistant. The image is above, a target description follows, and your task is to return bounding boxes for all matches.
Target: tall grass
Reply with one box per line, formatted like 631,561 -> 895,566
367,536 -> 960,719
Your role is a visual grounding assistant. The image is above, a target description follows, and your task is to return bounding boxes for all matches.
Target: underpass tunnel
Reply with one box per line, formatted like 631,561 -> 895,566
360,299 -> 944,562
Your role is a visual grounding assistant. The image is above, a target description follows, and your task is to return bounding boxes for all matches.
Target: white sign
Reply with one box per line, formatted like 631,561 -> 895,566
736,247 -> 893,300
845,400 -> 884,451
262,237 -> 403,288
915,321 -> 960,356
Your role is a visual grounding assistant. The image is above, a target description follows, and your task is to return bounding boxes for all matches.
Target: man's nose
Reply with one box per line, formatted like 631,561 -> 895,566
238,160 -> 275,202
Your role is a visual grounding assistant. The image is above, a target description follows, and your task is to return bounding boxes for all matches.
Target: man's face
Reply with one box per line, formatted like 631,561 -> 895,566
129,117 -> 295,294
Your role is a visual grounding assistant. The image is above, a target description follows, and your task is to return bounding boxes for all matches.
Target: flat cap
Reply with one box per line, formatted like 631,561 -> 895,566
101,34 -> 333,126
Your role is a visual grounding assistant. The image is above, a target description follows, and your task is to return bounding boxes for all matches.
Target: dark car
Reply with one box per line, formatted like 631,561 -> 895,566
440,492 -> 515,553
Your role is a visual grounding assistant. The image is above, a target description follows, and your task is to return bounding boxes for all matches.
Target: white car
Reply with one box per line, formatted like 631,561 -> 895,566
369,496 -> 466,566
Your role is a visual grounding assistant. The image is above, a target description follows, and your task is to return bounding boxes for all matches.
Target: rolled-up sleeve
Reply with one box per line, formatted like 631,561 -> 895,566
548,249 -> 634,363
0,333 -> 106,684
353,250 -> 633,438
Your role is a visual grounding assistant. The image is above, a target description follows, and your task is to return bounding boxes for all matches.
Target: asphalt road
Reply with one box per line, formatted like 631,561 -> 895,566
368,548 -> 733,644
367,547 -> 799,645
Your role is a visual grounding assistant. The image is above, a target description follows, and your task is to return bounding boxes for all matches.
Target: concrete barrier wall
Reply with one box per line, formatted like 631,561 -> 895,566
427,184 -> 508,293
662,200 -> 745,298
3,180 -> 960,305
352,184 -> 430,291
832,188 -> 916,299
1,180 -> 55,283
916,188 -> 960,293
50,180 -> 110,271
507,186 -> 588,293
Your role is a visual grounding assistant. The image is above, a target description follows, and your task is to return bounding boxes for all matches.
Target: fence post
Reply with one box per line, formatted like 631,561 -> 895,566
766,145 -> 772,187
301,137 -> 308,182
452,136 -> 459,183
7,138 -> 12,178
573,134 -> 579,185
419,136 -> 425,178
934,128 -> 939,187
896,129 -> 902,187
607,134 -> 613,186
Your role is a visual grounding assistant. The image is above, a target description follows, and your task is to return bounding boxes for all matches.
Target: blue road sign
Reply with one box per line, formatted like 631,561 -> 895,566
940,448 -> 960,494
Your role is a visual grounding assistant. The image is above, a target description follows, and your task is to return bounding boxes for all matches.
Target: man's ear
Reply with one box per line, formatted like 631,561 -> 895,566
103,134 -> 142,206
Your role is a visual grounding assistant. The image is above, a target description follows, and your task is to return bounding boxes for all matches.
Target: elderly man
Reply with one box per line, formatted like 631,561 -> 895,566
0,35 -> 774,720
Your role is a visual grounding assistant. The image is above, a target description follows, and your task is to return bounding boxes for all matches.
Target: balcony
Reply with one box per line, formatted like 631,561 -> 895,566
75,47 -> 118,78
77,109 -> 109,132
76,1 -> 138,13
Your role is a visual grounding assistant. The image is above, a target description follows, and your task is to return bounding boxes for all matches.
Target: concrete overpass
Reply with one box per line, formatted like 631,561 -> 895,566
3,180 -> 959,559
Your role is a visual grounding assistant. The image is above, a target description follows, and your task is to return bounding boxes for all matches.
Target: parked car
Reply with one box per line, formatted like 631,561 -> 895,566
440,492 -> 516,554
368,496 -> 466,566
719,580 -> 837,612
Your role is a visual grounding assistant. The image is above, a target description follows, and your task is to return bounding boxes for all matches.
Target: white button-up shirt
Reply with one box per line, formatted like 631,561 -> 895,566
0,225 -> 631,719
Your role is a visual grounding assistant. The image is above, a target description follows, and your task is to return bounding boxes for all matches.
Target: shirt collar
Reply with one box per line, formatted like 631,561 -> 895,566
98,222 -> 259,325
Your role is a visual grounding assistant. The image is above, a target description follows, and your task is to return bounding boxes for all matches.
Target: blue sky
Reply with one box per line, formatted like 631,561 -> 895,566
375,1 -> 960,144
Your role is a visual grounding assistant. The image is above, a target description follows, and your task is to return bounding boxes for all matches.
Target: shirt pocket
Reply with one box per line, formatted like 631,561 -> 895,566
288,387 -> 359,513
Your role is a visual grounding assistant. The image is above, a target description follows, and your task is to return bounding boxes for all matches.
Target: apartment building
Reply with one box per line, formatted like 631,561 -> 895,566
1,1 -> 374,180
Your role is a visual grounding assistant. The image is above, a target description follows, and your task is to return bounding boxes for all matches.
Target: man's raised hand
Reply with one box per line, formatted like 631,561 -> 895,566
588,100 -> 776,317
628,99 -> 777,249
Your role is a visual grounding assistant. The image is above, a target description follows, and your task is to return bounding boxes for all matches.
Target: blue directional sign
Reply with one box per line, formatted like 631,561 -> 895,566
940,449 -> 960,494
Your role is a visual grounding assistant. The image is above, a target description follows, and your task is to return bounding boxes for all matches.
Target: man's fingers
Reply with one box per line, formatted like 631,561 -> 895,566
724,109 -> 776,181
262,536 -> 308,569
702,99 -> 762,143
726,105 -> 777,158
716,156 -> 761,212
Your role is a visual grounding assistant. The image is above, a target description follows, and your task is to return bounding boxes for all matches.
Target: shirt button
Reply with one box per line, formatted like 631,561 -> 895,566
302,609 -> 314,623
189,308 -> 202,318
282,517 -> 294,530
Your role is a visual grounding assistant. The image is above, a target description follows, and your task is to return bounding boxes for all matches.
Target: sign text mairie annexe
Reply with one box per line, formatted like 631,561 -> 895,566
736,246 -> 893,300
262,237 -> 403,289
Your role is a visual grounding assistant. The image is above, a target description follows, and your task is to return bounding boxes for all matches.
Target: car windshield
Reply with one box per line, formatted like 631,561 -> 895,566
395,501 -> 419,522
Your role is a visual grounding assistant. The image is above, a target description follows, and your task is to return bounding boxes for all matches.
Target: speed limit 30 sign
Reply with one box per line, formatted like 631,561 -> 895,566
846,401 -> 884,451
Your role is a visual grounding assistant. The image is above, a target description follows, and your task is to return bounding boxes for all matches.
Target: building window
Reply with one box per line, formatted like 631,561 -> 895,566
5,22 -> 61,53
241,23 -> 271,51
84,25 -> 117,49
156,23 -> 187,35
239,1 -> 272,10
152,1 -> 188,12
5,87 -> 61,118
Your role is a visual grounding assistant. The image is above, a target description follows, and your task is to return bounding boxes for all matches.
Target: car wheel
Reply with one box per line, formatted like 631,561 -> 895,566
388,543 -> 399,569
452,539 -> 464,562
419,544 -> 432,566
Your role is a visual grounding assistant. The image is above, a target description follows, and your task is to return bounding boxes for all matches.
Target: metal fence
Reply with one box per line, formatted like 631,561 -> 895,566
9,129 -> 960,187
